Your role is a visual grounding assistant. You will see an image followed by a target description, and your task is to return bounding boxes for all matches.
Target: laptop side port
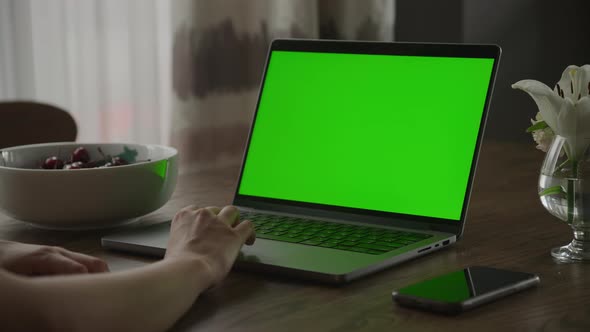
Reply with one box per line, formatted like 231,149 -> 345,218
442,240 -> 450,246
418,246 -> 431,253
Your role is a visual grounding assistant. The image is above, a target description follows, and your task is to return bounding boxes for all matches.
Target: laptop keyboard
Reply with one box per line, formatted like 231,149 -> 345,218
240,211 -> 433,255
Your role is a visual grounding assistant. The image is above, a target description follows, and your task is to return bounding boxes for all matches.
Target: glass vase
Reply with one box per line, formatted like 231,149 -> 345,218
539,135 -> 590,261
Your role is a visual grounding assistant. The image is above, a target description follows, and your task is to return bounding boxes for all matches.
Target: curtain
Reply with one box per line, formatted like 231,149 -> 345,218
0,0 -> 172,144
171,0 -> 395,171
0,0 -> 395,168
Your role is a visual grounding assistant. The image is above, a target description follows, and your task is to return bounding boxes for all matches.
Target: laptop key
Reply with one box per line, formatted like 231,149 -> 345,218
302,231 -> 318,236
270,231 -> 288,236
308,237 -> 326,242
374,241 -> 402,249
257,233 -> 304,243
300,239 -> 322,246
380,238 -> 402,243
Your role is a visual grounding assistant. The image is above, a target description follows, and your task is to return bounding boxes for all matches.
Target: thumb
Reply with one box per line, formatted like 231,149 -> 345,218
235,220 -> 256,245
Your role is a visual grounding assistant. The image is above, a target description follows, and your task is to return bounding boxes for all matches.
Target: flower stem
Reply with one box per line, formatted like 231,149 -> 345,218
567,160 -> 578,223
555,159 -> 571,173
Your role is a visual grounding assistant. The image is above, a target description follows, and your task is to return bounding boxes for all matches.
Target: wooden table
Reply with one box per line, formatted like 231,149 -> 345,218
1,140 -> 589,332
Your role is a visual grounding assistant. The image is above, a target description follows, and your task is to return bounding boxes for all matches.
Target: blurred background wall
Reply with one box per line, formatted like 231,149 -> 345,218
396,0 -> 590,142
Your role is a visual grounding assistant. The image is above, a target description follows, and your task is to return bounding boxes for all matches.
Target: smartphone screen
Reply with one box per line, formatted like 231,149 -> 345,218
392,266 -> 540,314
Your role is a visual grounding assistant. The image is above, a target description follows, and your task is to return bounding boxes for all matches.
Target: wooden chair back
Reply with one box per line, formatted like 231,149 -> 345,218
0,101 -> 77,149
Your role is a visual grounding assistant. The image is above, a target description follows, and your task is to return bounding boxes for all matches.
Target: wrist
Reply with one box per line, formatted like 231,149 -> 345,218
163,255 -> 216,291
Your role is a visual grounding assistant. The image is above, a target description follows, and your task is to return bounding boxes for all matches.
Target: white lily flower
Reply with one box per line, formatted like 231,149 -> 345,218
529,112 -> 555,152
512,65 -> 590,161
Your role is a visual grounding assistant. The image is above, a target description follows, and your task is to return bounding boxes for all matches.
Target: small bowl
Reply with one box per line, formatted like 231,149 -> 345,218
0,142 -> 178,229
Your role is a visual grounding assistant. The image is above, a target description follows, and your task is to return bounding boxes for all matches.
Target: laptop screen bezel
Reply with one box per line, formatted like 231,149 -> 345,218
233,39 -> 501,238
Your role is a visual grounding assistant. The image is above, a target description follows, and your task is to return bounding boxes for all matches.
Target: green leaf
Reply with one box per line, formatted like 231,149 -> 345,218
539,185 -> 566,197
116,146 -> 139,163
526,121 -> 548,133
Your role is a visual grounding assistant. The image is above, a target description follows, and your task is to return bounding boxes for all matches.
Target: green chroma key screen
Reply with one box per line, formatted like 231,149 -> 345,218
238,50 -> 494,221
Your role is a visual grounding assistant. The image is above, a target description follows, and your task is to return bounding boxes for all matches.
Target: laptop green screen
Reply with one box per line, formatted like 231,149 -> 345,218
238,50 -> 494,221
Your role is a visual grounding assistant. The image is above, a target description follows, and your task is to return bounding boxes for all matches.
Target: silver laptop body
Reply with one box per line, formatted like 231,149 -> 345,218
102,39 -> 500,283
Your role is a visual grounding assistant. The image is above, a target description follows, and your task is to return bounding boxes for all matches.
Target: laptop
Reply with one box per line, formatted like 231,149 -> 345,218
102,39 -> 501,283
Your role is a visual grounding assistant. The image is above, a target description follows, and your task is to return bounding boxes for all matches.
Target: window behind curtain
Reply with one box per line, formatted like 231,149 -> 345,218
0,0 -> 172,144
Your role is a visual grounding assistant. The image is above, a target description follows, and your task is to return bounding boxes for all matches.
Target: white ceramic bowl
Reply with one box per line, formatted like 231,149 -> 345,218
0,142 -> 178,229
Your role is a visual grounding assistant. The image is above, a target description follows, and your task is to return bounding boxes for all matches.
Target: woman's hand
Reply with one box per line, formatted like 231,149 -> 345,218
0,240 -> 109,276
165,205 -> 255,285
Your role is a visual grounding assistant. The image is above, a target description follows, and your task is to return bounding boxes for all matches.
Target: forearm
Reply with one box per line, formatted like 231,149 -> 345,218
28,257 -> 212,332
0,205 -> 252,332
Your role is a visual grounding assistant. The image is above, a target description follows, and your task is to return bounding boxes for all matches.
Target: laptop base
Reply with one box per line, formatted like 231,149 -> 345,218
102,221 -> 455,284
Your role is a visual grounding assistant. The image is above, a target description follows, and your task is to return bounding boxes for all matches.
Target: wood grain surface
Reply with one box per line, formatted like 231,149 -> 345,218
1,139 -> 588,332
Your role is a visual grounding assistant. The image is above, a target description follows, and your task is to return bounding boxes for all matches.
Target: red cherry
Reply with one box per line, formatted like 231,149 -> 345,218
72,147 -> 90,163
42,156 -> 64,170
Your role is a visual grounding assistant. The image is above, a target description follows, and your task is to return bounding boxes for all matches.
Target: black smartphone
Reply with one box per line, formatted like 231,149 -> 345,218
391,266 -> 540,314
